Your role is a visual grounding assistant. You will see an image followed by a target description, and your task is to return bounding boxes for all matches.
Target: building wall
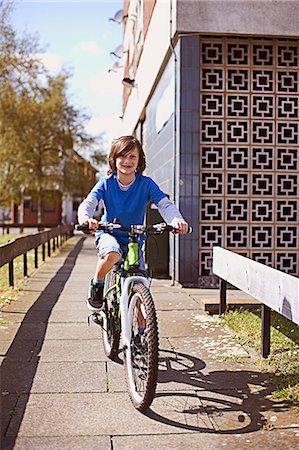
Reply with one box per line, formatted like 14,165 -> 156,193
144,55 -> 177,278
122,0 -> 299,285
21,194 -> 62,225
122,0 -> 171,132
123,0 -> 299,133
177,0 -> 299,37
196,35 -> 299,280
178,36 -> 200,285
143,0 -> 156,39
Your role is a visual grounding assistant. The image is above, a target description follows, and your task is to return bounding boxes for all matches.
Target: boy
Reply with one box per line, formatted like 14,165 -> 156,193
78,135 -> 189,311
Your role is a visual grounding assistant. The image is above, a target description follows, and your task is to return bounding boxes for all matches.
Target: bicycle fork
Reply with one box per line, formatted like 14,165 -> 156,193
119,276 -> 150,352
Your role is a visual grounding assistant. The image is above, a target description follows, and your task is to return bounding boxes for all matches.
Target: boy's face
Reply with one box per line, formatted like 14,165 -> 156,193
115,146 -> 139,176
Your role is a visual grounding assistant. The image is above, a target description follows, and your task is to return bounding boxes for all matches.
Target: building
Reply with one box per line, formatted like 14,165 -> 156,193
120,0 -> 299,286
11,151 -> 97,226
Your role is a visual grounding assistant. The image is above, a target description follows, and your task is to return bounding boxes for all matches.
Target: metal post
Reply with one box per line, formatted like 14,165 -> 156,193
34,247 -> 38,268
23,253 -> 28,277
261,304 -> 271,358
42,243 -> 46,261
219,279 -> 227,315
47,240 -> 51,257
9,261 -> 14,287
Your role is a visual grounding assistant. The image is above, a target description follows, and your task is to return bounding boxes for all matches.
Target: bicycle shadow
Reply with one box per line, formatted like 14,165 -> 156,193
145,348 -> 288,434
0,237 -> 85,450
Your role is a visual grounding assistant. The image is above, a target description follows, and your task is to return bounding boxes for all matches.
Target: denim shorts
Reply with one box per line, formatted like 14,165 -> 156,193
95,233 -> 145,269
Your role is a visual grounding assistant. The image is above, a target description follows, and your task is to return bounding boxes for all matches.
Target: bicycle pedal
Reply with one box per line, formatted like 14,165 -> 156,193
87,312 -> 103,326
92,313 -> 103,326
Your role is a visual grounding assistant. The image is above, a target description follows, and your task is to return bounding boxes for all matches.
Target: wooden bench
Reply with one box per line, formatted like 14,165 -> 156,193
213,246 -> 299,358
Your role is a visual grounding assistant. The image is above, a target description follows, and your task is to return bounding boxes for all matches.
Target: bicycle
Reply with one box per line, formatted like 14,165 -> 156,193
76,221 -> 192,411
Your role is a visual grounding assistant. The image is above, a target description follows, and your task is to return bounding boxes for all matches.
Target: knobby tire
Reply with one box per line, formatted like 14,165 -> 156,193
125,283 -> 159,411
102,268 -> 120,360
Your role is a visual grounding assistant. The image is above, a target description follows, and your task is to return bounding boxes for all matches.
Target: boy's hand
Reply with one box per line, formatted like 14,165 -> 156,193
172,219 -> 189,234
83,218 -> 98,231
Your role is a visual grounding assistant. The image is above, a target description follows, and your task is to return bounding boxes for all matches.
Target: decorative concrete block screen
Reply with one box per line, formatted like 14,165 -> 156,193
199,37 -> 298,277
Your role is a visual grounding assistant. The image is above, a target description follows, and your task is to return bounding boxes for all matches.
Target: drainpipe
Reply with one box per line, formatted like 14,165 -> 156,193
170,0 -> 178,285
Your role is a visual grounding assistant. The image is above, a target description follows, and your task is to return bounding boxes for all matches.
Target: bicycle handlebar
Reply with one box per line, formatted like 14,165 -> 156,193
75,222 -> 192,235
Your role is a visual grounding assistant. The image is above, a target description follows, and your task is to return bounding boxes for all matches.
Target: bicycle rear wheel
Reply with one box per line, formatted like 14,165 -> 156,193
125,283 -> 159,411
102,268 -> 120,360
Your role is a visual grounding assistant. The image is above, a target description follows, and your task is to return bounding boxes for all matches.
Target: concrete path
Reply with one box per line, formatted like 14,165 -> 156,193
1,234 -> 298,449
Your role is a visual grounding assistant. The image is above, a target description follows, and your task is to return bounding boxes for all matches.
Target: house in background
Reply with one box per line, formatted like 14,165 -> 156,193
120,0 -> 299,286
11,152 -> 97,226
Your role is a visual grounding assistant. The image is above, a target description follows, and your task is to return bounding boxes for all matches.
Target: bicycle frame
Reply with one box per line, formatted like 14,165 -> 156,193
102,238 -> 150,351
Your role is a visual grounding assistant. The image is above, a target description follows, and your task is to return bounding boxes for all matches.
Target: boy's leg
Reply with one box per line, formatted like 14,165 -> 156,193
94,251 -> 120,281
87,234 -> 122,311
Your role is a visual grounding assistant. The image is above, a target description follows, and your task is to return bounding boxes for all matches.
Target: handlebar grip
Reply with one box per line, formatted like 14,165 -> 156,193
75,224 -> 94,234
171,225 -> 193,234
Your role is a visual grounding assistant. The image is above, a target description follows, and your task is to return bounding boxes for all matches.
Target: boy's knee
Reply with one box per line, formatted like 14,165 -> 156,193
105,251 -> 121,265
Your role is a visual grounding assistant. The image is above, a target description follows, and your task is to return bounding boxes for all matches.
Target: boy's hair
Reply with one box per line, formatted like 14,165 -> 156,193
107,135 -> 146,175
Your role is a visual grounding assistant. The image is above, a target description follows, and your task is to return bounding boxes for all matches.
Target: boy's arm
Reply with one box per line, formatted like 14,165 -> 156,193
77,195 -> 101,229
156,197 -> 189,234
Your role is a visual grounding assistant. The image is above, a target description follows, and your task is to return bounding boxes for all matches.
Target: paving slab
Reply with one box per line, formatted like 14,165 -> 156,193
44,322 -> 100,340
37,339 -> 107,362
185,288 -> 261,313
107,360 -> 127,392
2,436 -> 111,450
0,310 -> 52,324
157,310 -> 214,338
2,299 -> 38,313
5,392 -> 211,437
113,430 -> 299,450
157,349 -> 260,392
197,389 -> 299,436
53,292 -> 85,302
0,339 -> 40,361
21,280 -> 65,292
154,292 -> 202,311
1,361 -> 107,394
47,308 -> 86,323
0,323 -> 46,341
167,327 -> 250,360
1,393 -> 18,439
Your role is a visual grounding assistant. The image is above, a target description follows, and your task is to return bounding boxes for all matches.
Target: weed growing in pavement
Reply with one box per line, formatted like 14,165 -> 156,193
220,307 -> 299,408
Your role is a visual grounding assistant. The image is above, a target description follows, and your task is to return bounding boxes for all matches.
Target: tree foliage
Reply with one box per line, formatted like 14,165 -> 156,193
0,0 -> 106,221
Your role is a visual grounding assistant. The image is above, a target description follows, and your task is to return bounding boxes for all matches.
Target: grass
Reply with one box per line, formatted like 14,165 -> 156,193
0,232 -> 29,245
220,307 -> 299,407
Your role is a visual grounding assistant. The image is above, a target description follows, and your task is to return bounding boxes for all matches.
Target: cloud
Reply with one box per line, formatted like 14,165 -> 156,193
86,114 -> 124,143
86,68 -> 123,120
89,68 -> 122,95
35,52 -> 62,73
76,41 -> 103,56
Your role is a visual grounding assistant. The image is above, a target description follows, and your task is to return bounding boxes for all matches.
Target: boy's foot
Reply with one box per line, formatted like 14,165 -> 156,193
87,279 -> 104,312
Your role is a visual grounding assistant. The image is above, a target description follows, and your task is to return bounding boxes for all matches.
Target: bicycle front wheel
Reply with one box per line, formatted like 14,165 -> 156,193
125,283 -> 159,411
102,268 -> 120,360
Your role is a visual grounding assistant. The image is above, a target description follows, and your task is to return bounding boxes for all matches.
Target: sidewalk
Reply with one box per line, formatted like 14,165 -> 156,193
1,234 -> 298,449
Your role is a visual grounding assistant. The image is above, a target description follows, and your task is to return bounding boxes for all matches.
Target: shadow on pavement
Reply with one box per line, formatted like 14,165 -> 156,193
145,349 -> 288,434
0,237 -> 85,449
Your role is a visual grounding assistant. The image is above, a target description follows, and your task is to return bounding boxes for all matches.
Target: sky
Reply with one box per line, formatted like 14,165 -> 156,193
12,0 -> 124,149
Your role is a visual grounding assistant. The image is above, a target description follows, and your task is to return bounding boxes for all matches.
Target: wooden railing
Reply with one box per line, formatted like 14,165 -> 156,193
213,246 -> 299,358
0,224 -> 74,287
0,223 -> 60,234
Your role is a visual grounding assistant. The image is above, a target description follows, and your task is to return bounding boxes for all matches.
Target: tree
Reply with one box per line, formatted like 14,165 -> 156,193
0,72 -> 98,222
0,0 -> 106,222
